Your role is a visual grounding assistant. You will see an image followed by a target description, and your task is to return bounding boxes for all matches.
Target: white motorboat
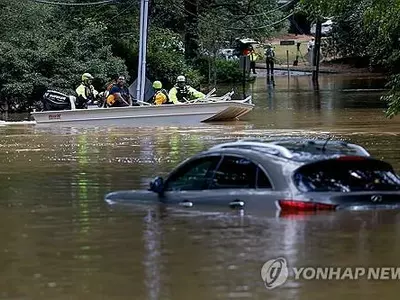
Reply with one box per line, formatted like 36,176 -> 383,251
30,90 -> 254,126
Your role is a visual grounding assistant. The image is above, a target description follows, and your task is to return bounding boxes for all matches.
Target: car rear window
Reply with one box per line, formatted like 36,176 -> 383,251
293,158 -> 400,192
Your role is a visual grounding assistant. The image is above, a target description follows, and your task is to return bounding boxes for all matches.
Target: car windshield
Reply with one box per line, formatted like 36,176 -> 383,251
293,159 -> 400,192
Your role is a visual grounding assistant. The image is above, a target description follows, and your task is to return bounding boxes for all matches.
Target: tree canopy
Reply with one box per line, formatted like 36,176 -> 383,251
0,0 -> 290,111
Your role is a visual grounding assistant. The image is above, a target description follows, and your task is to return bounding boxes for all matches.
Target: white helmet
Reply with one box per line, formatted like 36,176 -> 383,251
82,73 -> 94,81
177,75 -> 186,82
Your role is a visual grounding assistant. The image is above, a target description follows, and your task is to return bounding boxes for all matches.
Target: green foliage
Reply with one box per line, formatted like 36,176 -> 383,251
0,1 -> 127,111
381,75 -> 400,119
194,56 -> 243,83
326,5 -> 369,60
214,59 -> 243,83
0,0 -> 288,112
205,57 -> 243,82
196,0 -> 289,51
146,27 -> 202,88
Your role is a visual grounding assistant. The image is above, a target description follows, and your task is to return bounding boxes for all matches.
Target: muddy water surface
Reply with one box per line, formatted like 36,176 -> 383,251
0,74 -> 399,299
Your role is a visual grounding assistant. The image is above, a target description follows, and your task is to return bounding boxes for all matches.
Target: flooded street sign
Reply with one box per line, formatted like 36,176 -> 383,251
280,40 -> 295,46
279,41 -> 295,78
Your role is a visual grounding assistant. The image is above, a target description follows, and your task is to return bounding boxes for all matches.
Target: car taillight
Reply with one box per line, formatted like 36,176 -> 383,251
277,199 -> 337,211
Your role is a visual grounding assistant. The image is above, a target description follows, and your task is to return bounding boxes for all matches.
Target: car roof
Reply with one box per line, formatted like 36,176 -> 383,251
201,138 -> 371,166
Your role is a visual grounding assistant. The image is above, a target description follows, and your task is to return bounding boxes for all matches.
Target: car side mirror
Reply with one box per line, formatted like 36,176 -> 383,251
149,176 -> 164,194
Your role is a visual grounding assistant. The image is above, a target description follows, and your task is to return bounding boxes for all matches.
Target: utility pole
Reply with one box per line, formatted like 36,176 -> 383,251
136,0 -> 149,102
312,19 -> 322,83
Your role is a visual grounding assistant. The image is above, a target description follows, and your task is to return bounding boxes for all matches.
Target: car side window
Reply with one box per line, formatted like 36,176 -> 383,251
208,156 -> 265,189
164,156 -> 221,191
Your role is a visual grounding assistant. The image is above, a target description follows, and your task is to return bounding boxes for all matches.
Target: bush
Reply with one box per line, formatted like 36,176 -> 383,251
215,59 -> 243,83
194,56 -> 244,84
121,27 -> 204,91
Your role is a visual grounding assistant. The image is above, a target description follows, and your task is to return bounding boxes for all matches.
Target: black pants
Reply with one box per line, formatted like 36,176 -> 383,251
250,61 -> 256,74
110,99 -> 129,107
266,59 -> 274,74
75,95 -> 88,109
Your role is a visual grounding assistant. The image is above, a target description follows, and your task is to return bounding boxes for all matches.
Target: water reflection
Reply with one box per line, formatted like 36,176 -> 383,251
252,74 -> 389,110
72,134 -> 92,239
143,209 -> 162,300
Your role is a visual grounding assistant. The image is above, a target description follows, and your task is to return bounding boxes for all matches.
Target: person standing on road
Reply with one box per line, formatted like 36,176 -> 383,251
249,46 -> 258,74
265,44 -> 275,75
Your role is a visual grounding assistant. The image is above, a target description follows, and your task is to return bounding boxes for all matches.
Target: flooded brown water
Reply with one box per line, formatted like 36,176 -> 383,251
1,74 -> 400,299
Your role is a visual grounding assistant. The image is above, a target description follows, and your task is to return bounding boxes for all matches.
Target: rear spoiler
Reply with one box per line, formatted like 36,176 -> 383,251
294,155 -> 395,173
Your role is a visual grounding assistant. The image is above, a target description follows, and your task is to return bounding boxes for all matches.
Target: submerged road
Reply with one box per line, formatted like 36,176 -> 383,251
0,74 -> 399,299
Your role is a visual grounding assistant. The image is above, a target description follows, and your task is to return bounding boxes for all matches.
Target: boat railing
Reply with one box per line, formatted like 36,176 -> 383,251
136,100 -> 152,106
243,95 -> 252,104
189,87 -> 218,104
69,96 -> 76,110
188,90 -> 234,104
131,88 -> 248,106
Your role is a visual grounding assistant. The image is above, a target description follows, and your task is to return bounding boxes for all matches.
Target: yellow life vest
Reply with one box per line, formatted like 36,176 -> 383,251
106,94 -> 116,106
154,91 -> 167,105
249,52 -> 258,61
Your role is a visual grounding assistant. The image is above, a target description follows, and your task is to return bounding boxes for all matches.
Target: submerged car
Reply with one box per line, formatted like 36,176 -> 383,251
104,138 -> 400,213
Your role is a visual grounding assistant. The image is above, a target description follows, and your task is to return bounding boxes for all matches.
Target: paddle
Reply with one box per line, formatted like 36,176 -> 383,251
189,88 -> 217,104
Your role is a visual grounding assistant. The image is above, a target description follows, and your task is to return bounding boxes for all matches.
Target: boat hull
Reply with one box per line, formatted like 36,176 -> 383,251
30,100 -> 254,125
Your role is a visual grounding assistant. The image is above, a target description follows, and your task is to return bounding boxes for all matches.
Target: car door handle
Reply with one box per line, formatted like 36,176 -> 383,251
229,200 -> 245,209
179,200 -> 193,207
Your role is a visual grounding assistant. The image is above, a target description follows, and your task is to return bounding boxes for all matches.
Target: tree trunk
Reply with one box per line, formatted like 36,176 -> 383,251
208,55 -> 212,87
312,19 -> 322,82
213,48 -> 217,86
184,0 -> 199,60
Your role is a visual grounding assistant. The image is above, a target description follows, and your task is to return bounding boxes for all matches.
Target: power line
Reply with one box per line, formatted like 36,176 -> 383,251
84,0 -> 134,22
183,0 -> 294,19
231,0 -> 294,18
172,2 -> 294,32
30,0 -> 118,6
107,1 -> 137,22
228,11 -> 296,30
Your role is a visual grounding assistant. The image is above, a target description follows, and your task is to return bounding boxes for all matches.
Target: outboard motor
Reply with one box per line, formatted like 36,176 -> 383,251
41,90 -> 76,111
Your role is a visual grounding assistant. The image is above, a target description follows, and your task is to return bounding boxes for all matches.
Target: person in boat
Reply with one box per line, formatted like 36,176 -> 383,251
75,73 -> 99,107
106,75 -> 133,107
106,74 -> 119,91
97,74 -> 119,107
168,75 -> 205,104
152,81 -> 172,105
